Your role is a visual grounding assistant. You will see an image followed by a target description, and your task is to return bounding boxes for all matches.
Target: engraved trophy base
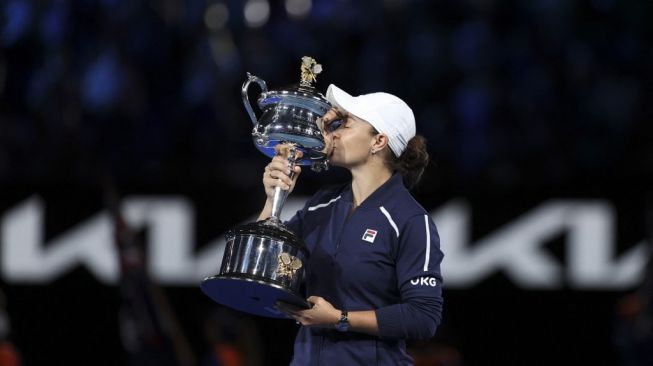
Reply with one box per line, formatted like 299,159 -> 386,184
200,218 -> 310,319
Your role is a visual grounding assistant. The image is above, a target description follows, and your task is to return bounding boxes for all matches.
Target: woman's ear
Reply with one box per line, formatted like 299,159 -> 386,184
370,134 -> 389,155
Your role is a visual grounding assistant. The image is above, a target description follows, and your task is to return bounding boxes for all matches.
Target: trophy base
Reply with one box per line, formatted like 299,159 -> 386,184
201,274 -> 310,319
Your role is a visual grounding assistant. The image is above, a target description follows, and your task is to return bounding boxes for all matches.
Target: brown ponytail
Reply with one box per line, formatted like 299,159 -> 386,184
369,125 -> 430,189
387,135 -> 429,189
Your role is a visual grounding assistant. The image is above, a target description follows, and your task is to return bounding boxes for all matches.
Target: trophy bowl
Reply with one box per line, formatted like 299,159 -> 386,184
243,56 -> 330,172
201,57 -> 329,318
251,85 -> 330,167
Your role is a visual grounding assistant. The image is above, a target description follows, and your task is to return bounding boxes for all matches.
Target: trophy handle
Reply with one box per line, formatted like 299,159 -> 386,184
241,72 -> 268,126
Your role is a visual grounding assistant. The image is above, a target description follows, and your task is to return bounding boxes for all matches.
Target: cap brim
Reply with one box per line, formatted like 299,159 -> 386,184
326,84 -> 365,121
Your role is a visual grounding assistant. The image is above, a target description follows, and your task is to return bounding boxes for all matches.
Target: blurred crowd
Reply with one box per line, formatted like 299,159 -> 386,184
0,0 -> 651,194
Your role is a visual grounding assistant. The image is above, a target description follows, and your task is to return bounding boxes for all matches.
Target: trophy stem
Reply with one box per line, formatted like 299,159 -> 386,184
270,144 -> 298,222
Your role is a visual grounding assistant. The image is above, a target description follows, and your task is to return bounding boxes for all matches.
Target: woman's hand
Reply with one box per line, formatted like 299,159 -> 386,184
262,145 -> 303,202
316,110 -> 340,158
276,296 -> 340,327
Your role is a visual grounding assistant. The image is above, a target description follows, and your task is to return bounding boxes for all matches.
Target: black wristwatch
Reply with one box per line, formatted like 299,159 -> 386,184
335,310 -> 349,332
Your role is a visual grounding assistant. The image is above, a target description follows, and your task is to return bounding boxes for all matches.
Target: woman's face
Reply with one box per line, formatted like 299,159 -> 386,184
319,107 -> 376,169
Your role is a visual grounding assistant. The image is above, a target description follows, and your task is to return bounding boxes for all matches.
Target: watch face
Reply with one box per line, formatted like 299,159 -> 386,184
335,321 -> 349,332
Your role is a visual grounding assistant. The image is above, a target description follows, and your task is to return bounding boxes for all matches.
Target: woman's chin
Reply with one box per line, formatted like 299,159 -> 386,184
328,157 -> 350,169
327,155 -> 342,167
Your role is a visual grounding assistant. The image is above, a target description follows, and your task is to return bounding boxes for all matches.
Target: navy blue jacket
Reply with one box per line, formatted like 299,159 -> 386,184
285,173 -> 444,365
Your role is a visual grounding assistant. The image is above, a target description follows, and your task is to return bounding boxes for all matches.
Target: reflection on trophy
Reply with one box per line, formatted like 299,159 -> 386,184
200,57 -> 330,318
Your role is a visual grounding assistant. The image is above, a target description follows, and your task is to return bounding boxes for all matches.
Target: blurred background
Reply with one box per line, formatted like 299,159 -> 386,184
0,0 -> 652,365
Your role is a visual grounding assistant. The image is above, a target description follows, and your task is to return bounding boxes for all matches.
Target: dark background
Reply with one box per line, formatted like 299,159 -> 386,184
1,0 -> 652,365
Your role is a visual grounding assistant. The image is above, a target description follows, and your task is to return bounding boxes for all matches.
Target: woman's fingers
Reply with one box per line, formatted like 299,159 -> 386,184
262,146 -> 304,195
275,300 -> 306,314
291,165 -> 302,183
263,175 -> 290,191
266,155 -> 302,189
263,170 -> 294,191
265,169 -> 292,188
269,158 -> 292,175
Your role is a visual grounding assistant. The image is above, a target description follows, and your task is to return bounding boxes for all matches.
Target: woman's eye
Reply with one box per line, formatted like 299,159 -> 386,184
325,119 -> 343,132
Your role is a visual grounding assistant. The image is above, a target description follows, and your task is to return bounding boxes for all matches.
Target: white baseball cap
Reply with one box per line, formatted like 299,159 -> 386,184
326,84 -> 416,157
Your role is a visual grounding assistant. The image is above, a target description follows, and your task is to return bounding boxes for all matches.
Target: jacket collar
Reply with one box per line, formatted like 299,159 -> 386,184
342,172 -> 405,211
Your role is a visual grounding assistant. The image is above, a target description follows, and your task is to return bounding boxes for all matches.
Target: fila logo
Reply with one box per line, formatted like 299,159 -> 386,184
362,229 -> 378,243
411,276 -> 437,287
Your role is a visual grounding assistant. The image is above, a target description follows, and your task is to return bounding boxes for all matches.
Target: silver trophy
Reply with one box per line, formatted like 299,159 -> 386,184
201,57 -> 330,318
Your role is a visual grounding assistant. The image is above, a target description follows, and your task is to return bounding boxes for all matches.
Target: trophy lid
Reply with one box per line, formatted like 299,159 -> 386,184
257,56 -> 330,115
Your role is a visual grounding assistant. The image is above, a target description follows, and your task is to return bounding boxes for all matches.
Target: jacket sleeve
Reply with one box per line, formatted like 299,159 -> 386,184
284,192 -> 322,237
375,214 -> 444,340
284,206 -> 305,237
284,185 -> 342,238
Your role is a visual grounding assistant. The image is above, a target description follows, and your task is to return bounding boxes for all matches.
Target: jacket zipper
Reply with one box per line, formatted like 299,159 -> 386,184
335,204 -> 356,252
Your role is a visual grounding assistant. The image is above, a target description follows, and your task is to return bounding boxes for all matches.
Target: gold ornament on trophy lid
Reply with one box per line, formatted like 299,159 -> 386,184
300,56 -> 323,87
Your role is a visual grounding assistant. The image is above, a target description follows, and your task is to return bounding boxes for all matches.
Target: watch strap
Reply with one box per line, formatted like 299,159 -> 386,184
335,310 -> 349,332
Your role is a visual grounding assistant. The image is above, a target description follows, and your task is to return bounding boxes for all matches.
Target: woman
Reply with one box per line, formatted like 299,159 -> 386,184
258,84 -> 444,365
